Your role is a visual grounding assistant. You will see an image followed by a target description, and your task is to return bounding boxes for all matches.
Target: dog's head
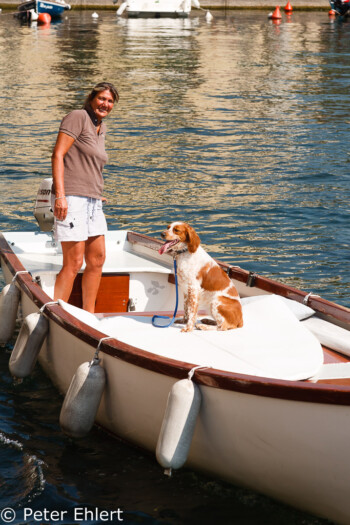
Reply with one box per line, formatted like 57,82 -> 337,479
159,222 -> 200,255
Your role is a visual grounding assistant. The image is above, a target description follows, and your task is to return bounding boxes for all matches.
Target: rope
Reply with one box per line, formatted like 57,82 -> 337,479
152,259 -> 179,328
188,365 -> 211,381
40,301 -> 59,313
303,292 -> 320,305
11,271 -> 29,283
94,336 -> 114,359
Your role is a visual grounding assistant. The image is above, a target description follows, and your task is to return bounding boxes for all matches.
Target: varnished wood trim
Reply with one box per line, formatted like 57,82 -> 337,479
126,232 -> 350,326
127,231 -> 163,251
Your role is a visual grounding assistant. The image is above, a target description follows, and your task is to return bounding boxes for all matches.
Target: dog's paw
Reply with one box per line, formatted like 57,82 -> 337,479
181,325 -> 194,332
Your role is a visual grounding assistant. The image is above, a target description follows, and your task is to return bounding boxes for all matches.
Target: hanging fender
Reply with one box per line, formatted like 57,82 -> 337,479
59,357 -> 106,439
156,370 -> 202,475
0,282 -> 21,345
116,1 -> 127,15
9,311 -> 49,378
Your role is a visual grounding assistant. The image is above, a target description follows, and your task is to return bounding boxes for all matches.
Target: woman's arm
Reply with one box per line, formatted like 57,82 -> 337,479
51,132 -> 75,221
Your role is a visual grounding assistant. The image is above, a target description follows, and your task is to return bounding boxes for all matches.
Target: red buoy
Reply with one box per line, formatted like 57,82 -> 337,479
271,6 -> 282,19
284,1 -> 293,12
37,12 -> 51,24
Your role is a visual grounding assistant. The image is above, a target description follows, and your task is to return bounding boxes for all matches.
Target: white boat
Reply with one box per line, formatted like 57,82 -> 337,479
1,181 -> 350,524
115,0 -> 200,18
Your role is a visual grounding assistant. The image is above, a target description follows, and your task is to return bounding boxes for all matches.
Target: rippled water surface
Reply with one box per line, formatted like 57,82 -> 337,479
0,8 -> 348,524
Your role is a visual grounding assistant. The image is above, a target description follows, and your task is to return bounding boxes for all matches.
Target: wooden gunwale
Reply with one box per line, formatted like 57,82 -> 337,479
127,232 -> 350,325
1,232 -> 350,406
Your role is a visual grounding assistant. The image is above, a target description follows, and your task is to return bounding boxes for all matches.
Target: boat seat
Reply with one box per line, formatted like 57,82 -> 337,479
310,362 -> 350,382
302,316 -> 350,357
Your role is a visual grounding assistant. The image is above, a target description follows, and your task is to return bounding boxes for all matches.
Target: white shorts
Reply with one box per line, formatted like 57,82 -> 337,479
53,195 -> 107,243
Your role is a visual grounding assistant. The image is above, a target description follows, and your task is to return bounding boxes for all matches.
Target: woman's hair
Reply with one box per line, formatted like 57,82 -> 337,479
84,82 -> 119,107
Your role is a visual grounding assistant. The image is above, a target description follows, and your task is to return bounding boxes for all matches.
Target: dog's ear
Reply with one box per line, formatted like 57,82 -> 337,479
186,225 -> 200,253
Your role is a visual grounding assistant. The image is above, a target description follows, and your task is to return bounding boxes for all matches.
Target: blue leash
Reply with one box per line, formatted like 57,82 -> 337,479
152,258 -> 179,328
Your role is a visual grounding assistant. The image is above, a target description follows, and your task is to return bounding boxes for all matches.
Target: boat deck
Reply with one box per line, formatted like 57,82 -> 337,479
17,249 -> 172,276
2,230 -> 350,387
3,230 -> 172,277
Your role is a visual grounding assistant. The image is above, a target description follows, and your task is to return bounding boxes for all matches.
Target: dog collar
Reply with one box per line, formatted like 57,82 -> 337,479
174,248 -> 188,257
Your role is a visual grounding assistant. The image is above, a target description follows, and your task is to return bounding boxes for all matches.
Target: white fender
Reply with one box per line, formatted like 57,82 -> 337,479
29,8 -> 39,21
156,377 -> 201,472
0,283 -> 21,345
59,358 -> 106,438
191,0 -> 200,8
116,1 -> 127,15
9,312 -> 49,378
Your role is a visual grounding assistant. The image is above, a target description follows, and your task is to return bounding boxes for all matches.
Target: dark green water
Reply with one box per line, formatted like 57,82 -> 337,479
0,8 -> 347,524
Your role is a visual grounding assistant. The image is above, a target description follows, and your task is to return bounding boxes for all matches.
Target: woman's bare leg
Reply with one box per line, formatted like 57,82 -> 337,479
54,241 -> 85,302
82,235 -> 106,313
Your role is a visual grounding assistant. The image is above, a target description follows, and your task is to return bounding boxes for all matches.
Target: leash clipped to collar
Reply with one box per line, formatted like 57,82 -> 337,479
152,258 -> 179,328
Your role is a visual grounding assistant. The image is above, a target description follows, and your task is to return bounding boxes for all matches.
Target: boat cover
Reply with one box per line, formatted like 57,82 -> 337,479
60,295 -> 323,381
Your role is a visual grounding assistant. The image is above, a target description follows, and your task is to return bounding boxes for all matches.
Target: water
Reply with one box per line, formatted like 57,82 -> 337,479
0,8 -> 347,523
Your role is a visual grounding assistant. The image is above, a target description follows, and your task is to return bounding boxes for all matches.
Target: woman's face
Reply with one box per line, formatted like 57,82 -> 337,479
90,89 -> 115,121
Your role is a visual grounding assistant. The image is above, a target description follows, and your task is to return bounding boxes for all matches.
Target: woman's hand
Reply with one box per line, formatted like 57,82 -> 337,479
54,196 -> 68,221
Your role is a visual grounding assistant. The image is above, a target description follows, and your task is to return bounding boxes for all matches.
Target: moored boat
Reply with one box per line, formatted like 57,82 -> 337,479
329,0 -> 350,16
115,0 -> 200,19
1,183 -> 350,523
15,0 -> 71,21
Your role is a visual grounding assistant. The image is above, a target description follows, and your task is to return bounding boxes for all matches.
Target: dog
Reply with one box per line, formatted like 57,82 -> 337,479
158,222 -> 243,332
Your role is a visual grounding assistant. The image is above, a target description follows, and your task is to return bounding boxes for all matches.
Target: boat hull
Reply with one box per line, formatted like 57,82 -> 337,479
27,295 -> 350,525
16,0 -> 71,19
124,0 -> 191,18
2,230 -> 350,523
329,0 -> 350,16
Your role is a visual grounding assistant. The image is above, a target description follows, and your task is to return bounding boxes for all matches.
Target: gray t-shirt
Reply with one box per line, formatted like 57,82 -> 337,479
58,108 -> 108,199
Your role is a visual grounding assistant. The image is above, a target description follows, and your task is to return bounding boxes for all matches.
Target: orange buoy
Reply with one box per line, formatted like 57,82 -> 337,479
37,12 -> 51,24
284,1 -> 293,12
271,6 -> 282,19
329,8 -> 336,15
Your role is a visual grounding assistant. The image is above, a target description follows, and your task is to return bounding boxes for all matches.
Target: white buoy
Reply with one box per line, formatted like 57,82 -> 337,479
116,1 -> 127,16
9,312 -> 49,378
205,10 -> 213,21
0,282 -> 21,345
156,376 -> 201,473
91,11 -> 99,18
59,358 -> 106,438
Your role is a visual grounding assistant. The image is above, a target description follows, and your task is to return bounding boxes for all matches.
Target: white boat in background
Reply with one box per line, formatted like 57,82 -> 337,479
115,0 -> 200,18
1,180 -> 350,523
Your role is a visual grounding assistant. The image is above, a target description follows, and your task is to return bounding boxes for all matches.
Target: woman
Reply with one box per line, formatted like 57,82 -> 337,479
52,81 -> 119,312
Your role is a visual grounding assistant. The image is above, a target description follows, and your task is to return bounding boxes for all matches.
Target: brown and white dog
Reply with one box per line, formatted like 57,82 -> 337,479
158,222 -> 243,332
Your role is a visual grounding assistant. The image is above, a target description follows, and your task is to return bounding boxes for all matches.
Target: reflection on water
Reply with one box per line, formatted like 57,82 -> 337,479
1,11 -> 349,306
0,11 -> 348,522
